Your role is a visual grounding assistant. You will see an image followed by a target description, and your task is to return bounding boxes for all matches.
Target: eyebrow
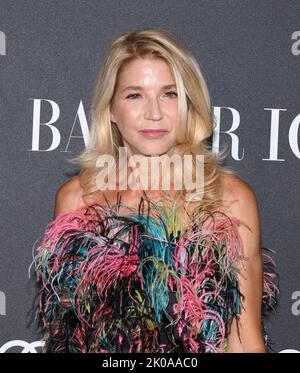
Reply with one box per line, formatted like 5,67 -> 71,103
121,84 -> 177,93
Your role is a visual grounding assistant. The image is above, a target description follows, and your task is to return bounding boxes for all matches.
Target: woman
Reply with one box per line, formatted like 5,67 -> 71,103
33,29 -> 278,353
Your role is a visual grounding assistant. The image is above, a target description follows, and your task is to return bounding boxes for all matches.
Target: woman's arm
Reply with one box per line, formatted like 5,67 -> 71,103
225,176 -> 266,353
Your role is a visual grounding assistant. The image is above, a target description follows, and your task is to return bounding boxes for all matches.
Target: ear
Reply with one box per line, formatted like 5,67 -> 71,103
110,109 -> 116,124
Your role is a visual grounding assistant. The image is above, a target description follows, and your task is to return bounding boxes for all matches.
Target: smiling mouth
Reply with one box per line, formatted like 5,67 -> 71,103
139,129 -> 168,138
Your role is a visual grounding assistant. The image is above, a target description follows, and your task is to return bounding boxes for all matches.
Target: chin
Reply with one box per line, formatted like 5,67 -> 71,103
139,146 -> 173,157
141,151 -> 168,157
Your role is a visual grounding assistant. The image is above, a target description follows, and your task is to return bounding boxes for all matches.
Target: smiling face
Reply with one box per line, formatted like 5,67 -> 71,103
110,57 -> 178,157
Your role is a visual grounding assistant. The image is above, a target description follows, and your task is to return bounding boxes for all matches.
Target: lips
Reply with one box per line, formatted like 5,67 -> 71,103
139,129 -> 168,138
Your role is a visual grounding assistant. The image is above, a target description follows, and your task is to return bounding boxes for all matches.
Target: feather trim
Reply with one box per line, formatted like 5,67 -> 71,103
32,195 -> 279,353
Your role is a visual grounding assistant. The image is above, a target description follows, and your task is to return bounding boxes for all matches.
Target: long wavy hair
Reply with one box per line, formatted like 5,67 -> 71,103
69,28 -> 236,211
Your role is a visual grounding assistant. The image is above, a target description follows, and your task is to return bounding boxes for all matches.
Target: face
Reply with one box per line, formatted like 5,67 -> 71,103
110,58 -> 178,157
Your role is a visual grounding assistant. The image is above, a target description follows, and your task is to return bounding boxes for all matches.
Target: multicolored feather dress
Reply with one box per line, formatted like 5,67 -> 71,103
32,194 -> 279,353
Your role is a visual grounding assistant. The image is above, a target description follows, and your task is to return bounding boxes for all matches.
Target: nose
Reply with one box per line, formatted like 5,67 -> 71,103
144,97 -> 163,121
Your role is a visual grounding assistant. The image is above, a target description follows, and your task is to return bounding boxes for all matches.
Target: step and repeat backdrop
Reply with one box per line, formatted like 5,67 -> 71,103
0,1 -> 299,353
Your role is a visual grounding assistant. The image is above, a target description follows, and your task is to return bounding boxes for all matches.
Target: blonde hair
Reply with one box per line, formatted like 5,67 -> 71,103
68,28 -> 236,211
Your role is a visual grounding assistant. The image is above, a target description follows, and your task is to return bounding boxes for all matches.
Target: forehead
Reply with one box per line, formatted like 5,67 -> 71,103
117,57 -> 175,85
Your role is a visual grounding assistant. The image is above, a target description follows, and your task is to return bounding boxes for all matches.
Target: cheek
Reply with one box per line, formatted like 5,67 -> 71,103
166,102 -> 178,116
167,106 -> 179,128
117,106 -> 141,127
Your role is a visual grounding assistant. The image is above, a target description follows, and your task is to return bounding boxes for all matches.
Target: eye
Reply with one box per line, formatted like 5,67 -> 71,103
164,91 -> 177,98
125,91 -> 177,100
126,93 -> 141,99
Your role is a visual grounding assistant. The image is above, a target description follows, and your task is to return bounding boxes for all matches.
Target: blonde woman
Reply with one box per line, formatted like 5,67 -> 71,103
33,29 -> 278,353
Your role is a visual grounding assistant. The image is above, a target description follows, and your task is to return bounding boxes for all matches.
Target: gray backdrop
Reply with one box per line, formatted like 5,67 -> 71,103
0,0 -> 299,353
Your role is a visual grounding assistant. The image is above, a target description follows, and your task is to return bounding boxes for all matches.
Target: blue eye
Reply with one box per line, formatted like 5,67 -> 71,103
126,93 -> 141,99
165,91 -> 177,97
125,91 -> 177,99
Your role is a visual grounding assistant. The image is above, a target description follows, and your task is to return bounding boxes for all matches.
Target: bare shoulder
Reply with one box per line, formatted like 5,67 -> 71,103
221,173 -> 258,215
53,175 -> 88,219
221,173 -> 260,234
221,173 -> 261,254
